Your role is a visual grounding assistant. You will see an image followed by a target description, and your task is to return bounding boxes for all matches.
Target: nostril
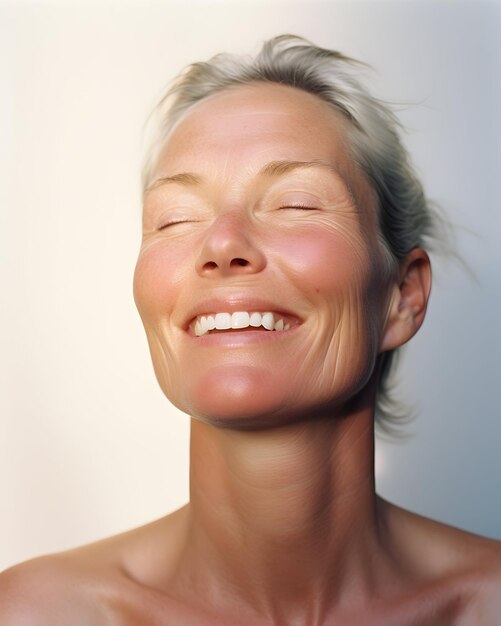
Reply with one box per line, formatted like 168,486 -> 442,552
200,257 -> 253,273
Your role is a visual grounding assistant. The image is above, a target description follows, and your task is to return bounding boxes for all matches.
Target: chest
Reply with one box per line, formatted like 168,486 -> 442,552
103,589 -> 477,626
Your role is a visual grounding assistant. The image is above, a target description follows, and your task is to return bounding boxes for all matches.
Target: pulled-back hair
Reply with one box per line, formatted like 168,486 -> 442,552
142,34 -> 440,439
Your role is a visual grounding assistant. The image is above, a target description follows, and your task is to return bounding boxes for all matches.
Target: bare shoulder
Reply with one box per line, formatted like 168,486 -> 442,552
0,507 -> 189,625
380,495 -> 501,567
0,552 -> 109,625
0,530 -> 140,624
379,496 -> 501,622
453,564 -> 501,626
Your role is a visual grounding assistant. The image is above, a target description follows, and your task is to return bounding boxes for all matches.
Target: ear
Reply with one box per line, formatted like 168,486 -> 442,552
380,248 -> 432,353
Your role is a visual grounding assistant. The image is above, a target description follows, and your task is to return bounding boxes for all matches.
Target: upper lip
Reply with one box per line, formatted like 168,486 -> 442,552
181,296 -> 304,331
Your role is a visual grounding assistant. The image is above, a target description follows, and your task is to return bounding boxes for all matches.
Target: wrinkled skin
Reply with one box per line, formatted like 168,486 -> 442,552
134,82 -> 390,430
1,83 -> 500,625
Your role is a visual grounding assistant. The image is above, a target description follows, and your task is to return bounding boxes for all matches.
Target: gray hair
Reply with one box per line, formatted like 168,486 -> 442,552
142,34 -> 440,439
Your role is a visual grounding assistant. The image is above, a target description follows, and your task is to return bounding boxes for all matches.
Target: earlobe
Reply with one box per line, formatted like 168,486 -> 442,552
380,248 -> 432,353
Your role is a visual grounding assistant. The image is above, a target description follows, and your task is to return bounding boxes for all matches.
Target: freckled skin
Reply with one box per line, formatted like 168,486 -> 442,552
134,84 -> 389,428
2,83 -> 501,625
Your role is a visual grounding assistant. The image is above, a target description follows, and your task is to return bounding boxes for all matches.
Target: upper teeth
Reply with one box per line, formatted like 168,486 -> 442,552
192,311 -> 291,337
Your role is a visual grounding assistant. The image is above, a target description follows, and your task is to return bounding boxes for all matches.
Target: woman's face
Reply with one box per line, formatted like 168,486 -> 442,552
134,82 -> 393,428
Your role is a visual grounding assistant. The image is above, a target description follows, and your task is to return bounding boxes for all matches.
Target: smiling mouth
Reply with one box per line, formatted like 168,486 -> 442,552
188,311 -> 299,337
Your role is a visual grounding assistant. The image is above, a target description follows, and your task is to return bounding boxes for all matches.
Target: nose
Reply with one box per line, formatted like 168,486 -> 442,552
195,211 -> 267,278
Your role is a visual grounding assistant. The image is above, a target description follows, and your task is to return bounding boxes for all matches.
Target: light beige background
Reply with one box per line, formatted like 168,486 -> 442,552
1,0 -> 500,571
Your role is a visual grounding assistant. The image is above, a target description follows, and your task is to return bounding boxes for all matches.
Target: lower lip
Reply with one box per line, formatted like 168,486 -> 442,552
184,325 -> 301,346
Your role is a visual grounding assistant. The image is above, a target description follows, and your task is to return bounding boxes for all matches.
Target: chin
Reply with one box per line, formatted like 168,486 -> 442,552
158,357 -> 380,430
165,364 -> 297,430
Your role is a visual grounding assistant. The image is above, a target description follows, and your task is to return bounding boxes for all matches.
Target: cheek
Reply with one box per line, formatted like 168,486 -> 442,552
133,240 -> 191,320
271,222 -> 371,299
273,225 -> 382,399
133,240 -> 192,408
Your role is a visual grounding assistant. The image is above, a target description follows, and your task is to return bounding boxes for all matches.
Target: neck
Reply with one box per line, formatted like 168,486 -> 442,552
177,397 -> 397,622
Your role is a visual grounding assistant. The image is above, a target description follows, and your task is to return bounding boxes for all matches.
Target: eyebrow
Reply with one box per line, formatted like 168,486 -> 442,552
260,159 -> 342,178
145,159 -> 345,194
146,171 -> 203,192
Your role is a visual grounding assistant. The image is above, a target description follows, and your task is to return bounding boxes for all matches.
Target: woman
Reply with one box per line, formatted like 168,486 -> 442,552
1,35 -> 500,625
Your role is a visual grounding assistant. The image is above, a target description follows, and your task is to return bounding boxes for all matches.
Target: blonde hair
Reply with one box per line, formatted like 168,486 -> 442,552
142,35 -> 441,439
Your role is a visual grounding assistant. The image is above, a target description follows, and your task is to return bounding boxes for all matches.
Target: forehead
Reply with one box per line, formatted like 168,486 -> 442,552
150,83 -> 377,230
155,82 -> 356,180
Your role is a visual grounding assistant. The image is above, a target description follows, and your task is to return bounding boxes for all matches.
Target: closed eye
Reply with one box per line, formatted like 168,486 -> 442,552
279,204 -> 318,210
158,220 -> 192,230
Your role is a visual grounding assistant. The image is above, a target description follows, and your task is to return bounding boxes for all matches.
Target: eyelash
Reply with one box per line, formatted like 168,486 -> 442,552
158,205 -> 316,230
279,204 -> 317,210
158,219 -> 191,230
